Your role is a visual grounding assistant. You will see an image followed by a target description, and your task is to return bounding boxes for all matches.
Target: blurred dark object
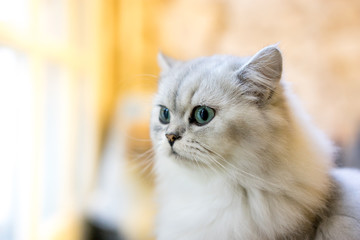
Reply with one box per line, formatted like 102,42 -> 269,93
345,127 -> 360,169
338,127 -> 360,169
84,219 -> 124,240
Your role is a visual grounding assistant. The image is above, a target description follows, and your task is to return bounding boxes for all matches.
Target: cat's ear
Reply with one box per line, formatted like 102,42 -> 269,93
158,52 -> 179,71
237,45 -> 282,105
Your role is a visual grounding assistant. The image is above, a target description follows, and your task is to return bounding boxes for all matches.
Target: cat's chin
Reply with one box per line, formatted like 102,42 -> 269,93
170,149 -> 186,160
168,149 -> 211,170
168,148 -> 193,163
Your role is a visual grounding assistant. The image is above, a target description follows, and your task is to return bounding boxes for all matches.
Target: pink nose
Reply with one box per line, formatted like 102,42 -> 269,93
165,133 -> 181,146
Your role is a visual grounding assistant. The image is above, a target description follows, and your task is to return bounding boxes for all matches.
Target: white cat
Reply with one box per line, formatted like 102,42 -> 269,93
150,45 -> 360,240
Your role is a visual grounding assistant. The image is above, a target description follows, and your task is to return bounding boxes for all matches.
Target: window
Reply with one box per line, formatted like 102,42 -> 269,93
0,1 -> 116,239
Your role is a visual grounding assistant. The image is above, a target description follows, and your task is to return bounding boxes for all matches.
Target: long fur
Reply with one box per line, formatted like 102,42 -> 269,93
151,46 -> 360,240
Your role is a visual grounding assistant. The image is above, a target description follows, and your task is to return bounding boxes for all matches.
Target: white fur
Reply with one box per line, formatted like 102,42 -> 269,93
150,46 -> 359,240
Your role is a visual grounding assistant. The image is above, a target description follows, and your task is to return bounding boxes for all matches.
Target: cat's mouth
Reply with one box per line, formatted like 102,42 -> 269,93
170,149 -> 191,162
171,149 -> 182,158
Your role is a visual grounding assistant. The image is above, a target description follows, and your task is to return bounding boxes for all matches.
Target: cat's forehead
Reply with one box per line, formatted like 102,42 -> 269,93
156,55 -> 248,112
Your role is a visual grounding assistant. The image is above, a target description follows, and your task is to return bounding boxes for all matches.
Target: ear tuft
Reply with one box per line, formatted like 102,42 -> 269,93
237,45 -> 283,104
158,52 -> 178,71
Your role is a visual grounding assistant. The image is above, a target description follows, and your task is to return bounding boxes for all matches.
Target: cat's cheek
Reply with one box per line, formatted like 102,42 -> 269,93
223,122 -> 243,142
205,121 -> 241,147
151,125 -> 164,140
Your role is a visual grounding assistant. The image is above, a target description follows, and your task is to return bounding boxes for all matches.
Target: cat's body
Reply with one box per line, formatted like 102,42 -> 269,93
150,46 -> 360,240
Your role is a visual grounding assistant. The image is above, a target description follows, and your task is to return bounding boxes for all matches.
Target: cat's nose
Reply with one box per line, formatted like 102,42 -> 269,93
165,133 -> 181,147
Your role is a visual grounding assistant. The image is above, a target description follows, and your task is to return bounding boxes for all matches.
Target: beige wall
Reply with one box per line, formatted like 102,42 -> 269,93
151,0 -> 360,145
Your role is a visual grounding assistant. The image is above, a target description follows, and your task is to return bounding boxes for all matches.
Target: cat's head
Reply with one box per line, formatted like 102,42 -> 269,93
151,45 -> 290,177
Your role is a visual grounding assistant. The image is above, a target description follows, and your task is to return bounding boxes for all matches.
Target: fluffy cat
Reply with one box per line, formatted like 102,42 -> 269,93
150,45 -> 360,240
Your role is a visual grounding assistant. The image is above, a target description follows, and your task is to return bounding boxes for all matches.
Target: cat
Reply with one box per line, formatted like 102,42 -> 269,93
150,45 -> 360,240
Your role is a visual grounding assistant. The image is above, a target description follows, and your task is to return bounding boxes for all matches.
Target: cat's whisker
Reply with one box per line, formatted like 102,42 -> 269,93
187,152 -> 204,175
199,141 -> 281,189
193,142 -> 237,178
134,161 -> 155,179
136,153 -> 155,168
139,158 -> 155,177
128,153 -> 154,172
193,155 -> 209,177
131,152 -> 153,165
126,145 -> 160,177
188,146 -> 216,175
193,148 -> 233,179
205,155 -> 235,181
206,154 -> 227,171
202,157 -> 222,177
197,141 -> 239,172
128,148 -> 155,162
127,154 -> 153,166
207,155 -> 242,184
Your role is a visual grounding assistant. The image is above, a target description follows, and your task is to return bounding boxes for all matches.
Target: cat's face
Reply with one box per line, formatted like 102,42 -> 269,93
151,46 -> 287,175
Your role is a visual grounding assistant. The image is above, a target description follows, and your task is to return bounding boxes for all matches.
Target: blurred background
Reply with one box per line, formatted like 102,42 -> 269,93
0,0 -> 360,239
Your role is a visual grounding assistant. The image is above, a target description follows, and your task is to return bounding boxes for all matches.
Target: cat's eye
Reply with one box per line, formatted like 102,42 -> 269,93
159,106 -> 170,124
191,106 -> 215,126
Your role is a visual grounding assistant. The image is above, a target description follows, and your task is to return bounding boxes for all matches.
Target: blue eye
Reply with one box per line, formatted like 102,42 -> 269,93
192,106 -> 215,126
159,106 -> 170,124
